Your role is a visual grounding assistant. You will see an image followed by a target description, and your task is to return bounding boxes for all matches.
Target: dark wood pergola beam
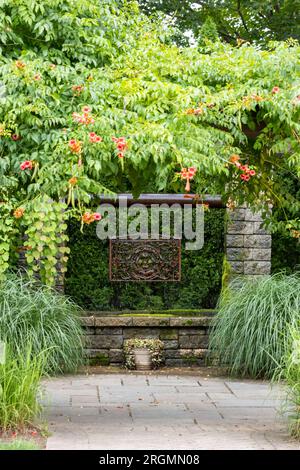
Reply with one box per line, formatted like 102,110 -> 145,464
98,194 -> 225,208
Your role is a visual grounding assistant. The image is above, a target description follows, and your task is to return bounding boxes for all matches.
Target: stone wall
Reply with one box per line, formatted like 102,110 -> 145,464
226,206 -> 272,277
81,314 -> 213,367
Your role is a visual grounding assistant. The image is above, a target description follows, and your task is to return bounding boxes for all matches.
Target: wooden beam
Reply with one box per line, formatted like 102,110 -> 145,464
98,194 -> 225,208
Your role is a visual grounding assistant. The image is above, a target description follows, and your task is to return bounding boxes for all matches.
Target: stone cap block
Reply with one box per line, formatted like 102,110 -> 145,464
80,316 -> 95,327
131,317 -> 170,327
170,317 -> 212,327
94,317 -> 133,327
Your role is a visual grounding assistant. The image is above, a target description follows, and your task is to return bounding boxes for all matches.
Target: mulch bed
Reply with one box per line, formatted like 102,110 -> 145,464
79,364 -> 229,377
0,426 -> 47,449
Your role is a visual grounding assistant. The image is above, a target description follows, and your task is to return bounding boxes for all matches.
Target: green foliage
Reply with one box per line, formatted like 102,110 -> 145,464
198,16 -> 219,49
0,0 -> 299,284
123,338 -> 164,369
23,197 -> 69,285
0,201 -> 15,281
0,439 -> 39,450
139,0 -> 300,45
271,171 -> 300,273
209,273 -> 300,378
274,328 -> 300,438
65,209 -> 225,310
272,233 -> 300,273
0,345 -> 45,431
0,274 -> 84,374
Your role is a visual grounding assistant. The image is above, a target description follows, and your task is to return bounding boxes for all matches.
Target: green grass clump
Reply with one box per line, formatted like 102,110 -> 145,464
0,274 -> 84,374
209,273 -> 300,378
0,440 -> 39,450
274,328 -> 300,438
0,345 -> 46,431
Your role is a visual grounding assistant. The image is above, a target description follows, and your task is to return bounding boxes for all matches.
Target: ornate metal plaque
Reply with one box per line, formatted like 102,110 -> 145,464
109,239 -> 181,282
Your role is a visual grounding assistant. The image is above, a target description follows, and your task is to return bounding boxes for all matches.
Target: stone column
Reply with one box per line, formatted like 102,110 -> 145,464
225,206 -> 272,278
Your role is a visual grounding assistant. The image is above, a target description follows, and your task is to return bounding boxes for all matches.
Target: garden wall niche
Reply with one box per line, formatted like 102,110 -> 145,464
78,204 -> 272,367
17,203 -> 272,367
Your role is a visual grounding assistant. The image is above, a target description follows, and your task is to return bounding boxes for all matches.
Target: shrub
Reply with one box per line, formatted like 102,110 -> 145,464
209,273 -> 300,378
123,339 -> 164,369
0,274 -> 84,374
0,345 -> 46,431
274,329 -> 300,438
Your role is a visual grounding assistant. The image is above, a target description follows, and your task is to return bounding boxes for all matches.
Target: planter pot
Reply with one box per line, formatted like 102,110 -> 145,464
134,348 -> 152,371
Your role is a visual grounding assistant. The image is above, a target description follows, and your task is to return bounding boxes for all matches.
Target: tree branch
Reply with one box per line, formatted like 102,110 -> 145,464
237,0 -> 249,33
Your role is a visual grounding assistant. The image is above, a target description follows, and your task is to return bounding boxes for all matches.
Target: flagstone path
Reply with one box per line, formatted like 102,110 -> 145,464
43,373 -> 300,450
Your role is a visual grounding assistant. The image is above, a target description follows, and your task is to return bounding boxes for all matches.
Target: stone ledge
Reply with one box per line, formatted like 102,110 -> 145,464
81,315 -> 214,328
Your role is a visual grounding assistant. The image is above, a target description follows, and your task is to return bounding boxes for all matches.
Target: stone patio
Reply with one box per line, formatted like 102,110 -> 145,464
43,372 -> 300,450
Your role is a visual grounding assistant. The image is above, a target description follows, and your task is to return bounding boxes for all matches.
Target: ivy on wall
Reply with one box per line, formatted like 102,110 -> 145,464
65,209 -> 226,311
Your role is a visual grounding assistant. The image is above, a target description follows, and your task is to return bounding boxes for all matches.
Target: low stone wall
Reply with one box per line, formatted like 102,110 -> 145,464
81,314 -> 214,367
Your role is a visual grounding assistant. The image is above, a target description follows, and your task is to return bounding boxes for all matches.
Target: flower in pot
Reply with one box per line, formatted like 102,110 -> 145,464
134,347 -> 152,371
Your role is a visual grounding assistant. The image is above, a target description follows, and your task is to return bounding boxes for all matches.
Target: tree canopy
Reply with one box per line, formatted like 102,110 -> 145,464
139,0 -> 300,46
0,0 -> 299,284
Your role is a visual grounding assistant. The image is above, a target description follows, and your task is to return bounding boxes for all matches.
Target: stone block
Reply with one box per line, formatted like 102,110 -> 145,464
248,249 -> 271,261
225,235 -> 244,248
178,328 -> 206,335
85,334 -> 123,349
123,328 -> 160,339
244,261 -> 271,275
193,348 -> 208,358
179,335 -> 209,349
159,329 -> 178,340
95,327 -> 123,335
163,340 -> 178,349
109,349 -> 124,363
227,221 -> 254,235
227,248 -> 250,261
227,248 -> 271,261
180,348 -> 207,361
244,235 -> 271,248
244,209 -> 263,222
253,221 -> 270,235
228,261 -> 244,274
94,317 -> 132,327
165,359 -> 186,367
85,349 -> 110,366
165,349 -> 182,359
227,208 -> 246,221
83,327 -> 95,335
165,349 -> 206,364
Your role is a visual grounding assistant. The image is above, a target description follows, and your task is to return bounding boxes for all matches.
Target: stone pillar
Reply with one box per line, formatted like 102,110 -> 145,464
225,206 -> 272,278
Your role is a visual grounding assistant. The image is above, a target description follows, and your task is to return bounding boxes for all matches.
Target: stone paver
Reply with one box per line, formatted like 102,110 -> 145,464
43,373 -> 300,450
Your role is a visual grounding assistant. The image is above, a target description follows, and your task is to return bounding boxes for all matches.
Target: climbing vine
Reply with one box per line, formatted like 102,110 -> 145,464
23,197 -> 69,286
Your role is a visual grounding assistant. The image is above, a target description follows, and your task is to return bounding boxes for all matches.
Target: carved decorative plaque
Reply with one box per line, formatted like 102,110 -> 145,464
109,239 -> 181,282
